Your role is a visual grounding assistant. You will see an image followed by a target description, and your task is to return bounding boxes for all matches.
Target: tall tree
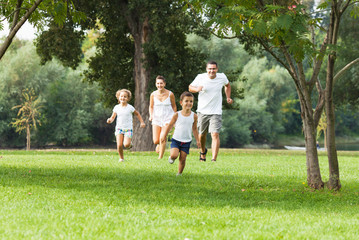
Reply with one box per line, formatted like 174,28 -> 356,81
187,0 -> 359,189
36,0 -> 206,151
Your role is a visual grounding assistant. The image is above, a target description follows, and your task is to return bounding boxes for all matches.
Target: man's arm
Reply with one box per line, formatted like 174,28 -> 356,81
189,84 -> 203,93
224,83 -> 233,104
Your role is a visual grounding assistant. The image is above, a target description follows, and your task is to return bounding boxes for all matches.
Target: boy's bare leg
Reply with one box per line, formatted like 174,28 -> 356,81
178,151 -> 187,174
170,148 -> 179,160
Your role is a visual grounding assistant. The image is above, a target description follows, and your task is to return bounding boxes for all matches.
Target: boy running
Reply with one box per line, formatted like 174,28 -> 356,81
161,91 -> 201,176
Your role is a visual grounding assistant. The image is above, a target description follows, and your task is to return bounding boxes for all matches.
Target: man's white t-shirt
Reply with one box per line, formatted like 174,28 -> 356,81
113,104 -> 135,129
190,73 -> 229,115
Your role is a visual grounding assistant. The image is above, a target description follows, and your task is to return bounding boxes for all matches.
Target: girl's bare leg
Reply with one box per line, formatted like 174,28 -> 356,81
123,136 -> 132,148
116,134 -> 124,160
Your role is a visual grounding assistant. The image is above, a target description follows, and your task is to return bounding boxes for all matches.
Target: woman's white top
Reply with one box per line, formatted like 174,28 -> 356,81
152,91 -> 174,127
172,111 -> 194,143
113,104 -> 135,129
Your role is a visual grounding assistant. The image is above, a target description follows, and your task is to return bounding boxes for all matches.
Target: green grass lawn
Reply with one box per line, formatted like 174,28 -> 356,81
1,149 -> 359,239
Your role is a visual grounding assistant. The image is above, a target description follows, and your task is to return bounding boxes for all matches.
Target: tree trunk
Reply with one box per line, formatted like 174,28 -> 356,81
127,17 -> 153,151
324,128 -> 327,149
323,2 -> 341,190
325,56 -> 341,190
301,107 -> 324,189
119,1 -> 154,151
26,124 -> 30,151
275,45 -> 325,189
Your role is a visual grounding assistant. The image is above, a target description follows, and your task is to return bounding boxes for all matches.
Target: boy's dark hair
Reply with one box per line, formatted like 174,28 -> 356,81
180,91 -> 194,101
206,60 -> 218,68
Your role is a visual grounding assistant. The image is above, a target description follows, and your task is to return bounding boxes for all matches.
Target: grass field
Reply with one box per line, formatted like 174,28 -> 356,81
1,149 -> 359,239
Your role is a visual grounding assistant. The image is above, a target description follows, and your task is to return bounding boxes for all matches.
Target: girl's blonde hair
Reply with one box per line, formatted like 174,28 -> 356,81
116,89 -> 132,102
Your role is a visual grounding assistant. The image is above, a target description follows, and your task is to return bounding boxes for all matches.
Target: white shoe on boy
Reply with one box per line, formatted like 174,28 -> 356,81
168,156 -> 175,164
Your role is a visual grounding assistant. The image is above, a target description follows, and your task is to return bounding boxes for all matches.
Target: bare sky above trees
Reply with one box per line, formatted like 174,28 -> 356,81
0,21 -> 36,40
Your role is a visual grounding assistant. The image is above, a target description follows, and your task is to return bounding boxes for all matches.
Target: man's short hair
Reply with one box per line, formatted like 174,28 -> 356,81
206,60 -> 218,68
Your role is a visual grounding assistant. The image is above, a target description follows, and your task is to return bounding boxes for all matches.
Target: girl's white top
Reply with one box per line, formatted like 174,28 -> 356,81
113,104 -> 135,129
172,111 -> 194,143
190,73 -> 229,115
152,91 -> 174,127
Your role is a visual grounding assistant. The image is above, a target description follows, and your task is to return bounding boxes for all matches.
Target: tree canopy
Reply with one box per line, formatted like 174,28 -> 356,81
185,0 -> 359,190
0,0 -> 86,59
35,0 -> 207,150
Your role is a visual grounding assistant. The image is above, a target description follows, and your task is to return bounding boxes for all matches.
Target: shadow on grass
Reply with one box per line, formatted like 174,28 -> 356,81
1,161 -> 358,213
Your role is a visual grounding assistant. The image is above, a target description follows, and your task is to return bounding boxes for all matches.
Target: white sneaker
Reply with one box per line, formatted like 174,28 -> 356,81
176,173 -> 182,177
168,156 -> 175,164
119,158 -> 124,162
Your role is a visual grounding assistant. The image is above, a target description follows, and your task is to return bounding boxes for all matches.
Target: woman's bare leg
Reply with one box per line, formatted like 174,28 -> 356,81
158,124 -> 169,159
152,125 -> 162,153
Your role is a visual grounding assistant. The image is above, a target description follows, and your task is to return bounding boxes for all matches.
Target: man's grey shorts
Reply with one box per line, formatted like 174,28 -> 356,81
197,113 -> 222,134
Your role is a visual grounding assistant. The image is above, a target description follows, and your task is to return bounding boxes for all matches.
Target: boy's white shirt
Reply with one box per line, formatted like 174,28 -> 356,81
113,104 -> 135,129
172,111 -> 194,143
190,72 -> 229,115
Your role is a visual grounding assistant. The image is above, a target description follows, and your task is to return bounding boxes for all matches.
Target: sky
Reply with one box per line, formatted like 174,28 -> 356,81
0,21 -> 37,40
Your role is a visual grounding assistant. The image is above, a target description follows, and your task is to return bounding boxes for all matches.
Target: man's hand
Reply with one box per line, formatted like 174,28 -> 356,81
227,98 -> 233,104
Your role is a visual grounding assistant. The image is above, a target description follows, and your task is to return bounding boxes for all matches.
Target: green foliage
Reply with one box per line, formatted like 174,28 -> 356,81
36,0 -> 206,108
0,0 -> 87,62
35,22 -> 85,69
335,104 -> 359,137
0,0 -> 86,29
0,42 -> 48,147
187,34 -> 252,73
188,0 -> 320,62
334,4 -> 359,106
0,40 -> 113,148
232,57 -> 298,144
36,70 -> 112,146
221,110 -> 251,147
83,11 -> 134,107
143,1 -> 206,103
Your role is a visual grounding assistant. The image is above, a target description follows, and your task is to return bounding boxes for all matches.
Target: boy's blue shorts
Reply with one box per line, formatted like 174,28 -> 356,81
170,138 -> 191,154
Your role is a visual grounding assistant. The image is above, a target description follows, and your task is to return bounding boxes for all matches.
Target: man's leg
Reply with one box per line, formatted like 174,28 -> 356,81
209,115 -> 222,161
211,132 -> 220,161
198,113 -> 209,161
200,133 -> 207,156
